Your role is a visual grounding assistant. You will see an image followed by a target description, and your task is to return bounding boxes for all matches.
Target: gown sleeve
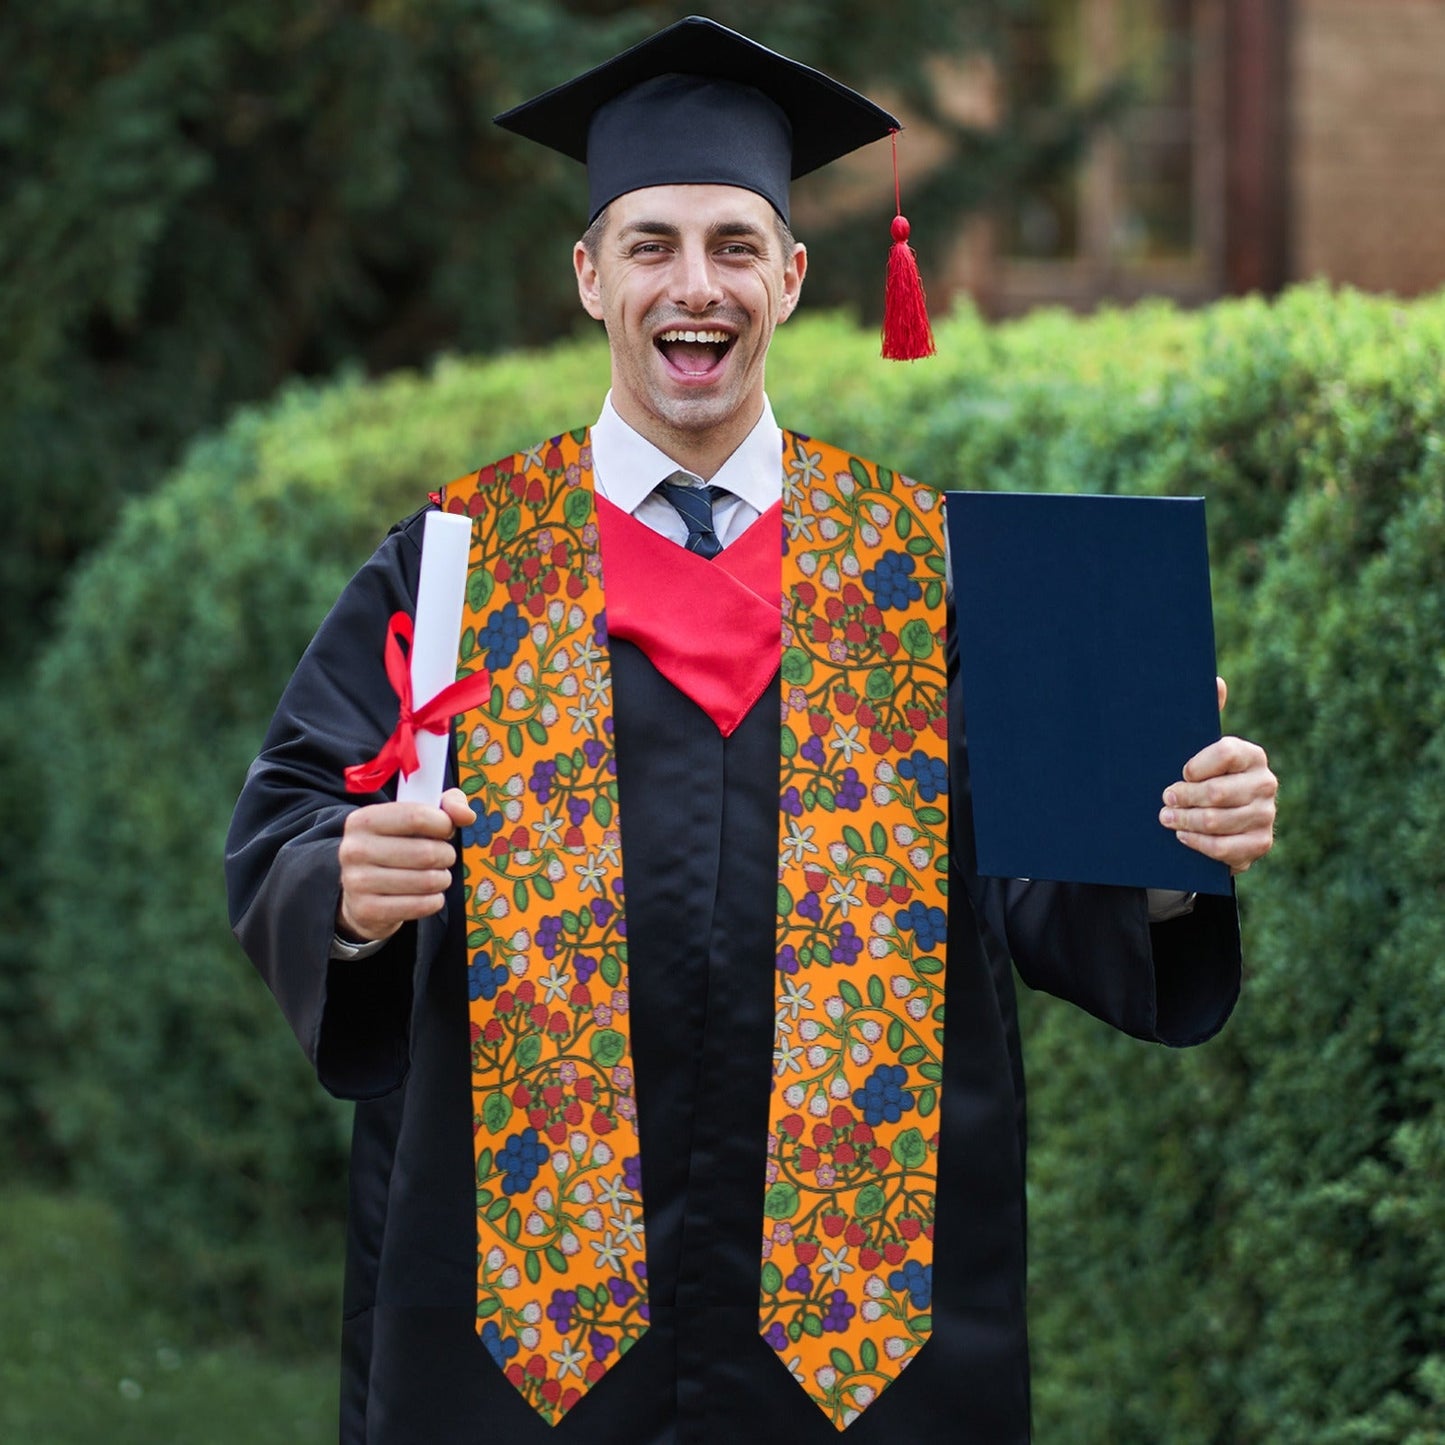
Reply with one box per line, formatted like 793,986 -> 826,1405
945,613 -> 1242,1048
225,508 -> 437,1098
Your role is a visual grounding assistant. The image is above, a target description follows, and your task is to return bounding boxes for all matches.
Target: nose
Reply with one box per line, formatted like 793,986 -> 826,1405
672,241 -> 723,314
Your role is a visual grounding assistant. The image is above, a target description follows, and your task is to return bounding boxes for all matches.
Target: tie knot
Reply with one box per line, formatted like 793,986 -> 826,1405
656,473 -> 728,559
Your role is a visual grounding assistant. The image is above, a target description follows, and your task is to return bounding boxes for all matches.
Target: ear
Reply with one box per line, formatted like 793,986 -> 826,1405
777,242 -> 807,324
575,240 -> 605,321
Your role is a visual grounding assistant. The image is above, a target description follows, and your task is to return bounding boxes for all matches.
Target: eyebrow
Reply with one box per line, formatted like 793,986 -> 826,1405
618,219 -> 771,246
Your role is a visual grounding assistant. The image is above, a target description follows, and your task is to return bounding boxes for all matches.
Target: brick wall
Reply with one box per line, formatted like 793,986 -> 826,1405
1292,0 -> 1445,296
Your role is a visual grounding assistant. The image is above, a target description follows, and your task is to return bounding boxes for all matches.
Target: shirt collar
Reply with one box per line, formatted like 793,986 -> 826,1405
590,393 -> 783,515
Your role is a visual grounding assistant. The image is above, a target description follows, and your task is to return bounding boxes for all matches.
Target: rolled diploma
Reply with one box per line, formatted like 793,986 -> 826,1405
396,510 -> 474,805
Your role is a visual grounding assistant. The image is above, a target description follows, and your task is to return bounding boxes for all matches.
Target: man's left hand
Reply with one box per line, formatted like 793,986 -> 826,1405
1159,677 -> 1278,874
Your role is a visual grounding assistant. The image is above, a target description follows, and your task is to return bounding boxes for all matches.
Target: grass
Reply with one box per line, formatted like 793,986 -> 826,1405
0,1188 -> 336,1444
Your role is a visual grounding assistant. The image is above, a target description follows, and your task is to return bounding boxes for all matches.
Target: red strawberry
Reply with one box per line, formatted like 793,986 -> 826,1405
821,1213 -> 846,1238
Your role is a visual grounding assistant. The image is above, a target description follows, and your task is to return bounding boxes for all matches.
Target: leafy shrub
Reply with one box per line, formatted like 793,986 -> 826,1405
28,285 -> 1445,1445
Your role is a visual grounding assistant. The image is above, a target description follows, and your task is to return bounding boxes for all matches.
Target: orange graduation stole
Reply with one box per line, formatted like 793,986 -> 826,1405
440,428 -> 948,1429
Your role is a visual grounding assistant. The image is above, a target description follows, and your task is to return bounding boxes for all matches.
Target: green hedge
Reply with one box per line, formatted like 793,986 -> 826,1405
27,286 -> 1445,1443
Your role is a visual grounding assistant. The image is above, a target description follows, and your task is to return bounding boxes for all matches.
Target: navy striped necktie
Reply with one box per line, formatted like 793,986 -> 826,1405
656,472 -> 728,559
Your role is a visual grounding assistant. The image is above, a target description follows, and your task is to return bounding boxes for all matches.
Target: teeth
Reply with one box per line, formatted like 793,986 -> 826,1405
657,329 -> 730,344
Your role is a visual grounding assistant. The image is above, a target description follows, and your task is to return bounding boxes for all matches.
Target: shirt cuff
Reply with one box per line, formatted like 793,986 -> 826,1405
330,931 -> 388,961
1146,888 -> 1198,923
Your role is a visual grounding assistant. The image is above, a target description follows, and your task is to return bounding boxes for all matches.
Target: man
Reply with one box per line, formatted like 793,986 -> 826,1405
226,17 -> 1277,1445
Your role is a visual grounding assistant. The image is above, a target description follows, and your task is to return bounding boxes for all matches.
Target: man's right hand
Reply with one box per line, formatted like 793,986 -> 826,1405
336,787 -> 476,943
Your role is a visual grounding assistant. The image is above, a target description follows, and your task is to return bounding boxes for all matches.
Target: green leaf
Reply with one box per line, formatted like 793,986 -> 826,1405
781,647 -> 814,685
467,567 -> 494,611
545,1245 -> 567,1273
838,979 -> 863,1010
781,725 -> 798,759
865,667 -> 895,700
761,1262 -> 784,1295
910,1314 -> 933,1334
917,805 -> 945,825
482,1092 -> 513,1134
461,774 -> 486,796
925,579 -> 944,609
915,955 -> 944,976
513,880 -> 529,912
855,1183 -> 886,1217
896,508 -> 912,540
918,1086 -> 937,1118
507,724 -> 523,757
505,1209 -> 522,1242
590,1029 -> 627,1068
867,974 -> 885,1008
486,1198 -> 510,1223
891,1126 -> 928,1170
601,954 -> 622,988
460,626 -> 477,663
870,822 -> 889,853
802,1313 -> 824,1338
555,752 -> 574,778
918,1061 -> 944,1082
849,458 -> 872,490
899,1045 -> 927,1066
842,825 -> 867,854
906,533 -> 933,556
526,718 -> 548,745
816,787 -> 836,812
576,1285 -> 596,1310
564,487 -> 593,529
887,1018 -> 905,1052
777,884 -> 794,916
861,1337 -> 878,1372
516,1035 -> 542,1070
900,618 -> 934,660
788,1320 -> 803,1344
476,1296 -> 501,1319
763,1182 -> 801,1220
525,1250 -> 541,1284
476,1148 -> 494,1180
497,505 -> 522,542
830,1347 -> 854,1374
535,876 -> 555,901
593,794 -> 613,827
561,909 -> 582,934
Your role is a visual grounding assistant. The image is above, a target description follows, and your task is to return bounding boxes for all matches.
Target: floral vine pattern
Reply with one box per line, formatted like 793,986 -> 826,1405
440,428 -> 947,1429
443,433 -> 646,1425
765,433 -> 949,1428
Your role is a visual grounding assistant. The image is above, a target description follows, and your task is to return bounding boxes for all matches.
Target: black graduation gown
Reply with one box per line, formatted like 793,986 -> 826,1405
226,506 -> 1241,1445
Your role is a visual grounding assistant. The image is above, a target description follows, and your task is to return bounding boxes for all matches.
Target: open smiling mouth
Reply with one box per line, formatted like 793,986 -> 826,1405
656,328 -> 734,377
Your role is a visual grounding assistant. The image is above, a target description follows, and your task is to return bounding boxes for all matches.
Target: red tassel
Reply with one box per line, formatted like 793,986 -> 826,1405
882,215 -> 935,360
881,132 -> 934,360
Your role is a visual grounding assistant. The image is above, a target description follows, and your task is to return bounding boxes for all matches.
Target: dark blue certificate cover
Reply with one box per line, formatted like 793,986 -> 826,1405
946,490 -> 1231,896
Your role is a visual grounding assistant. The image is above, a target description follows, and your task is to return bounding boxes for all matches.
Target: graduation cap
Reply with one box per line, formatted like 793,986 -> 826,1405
495,15 -> 935,359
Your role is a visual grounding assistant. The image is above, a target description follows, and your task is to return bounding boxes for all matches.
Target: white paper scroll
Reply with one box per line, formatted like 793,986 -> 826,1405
396,509 -> 474,805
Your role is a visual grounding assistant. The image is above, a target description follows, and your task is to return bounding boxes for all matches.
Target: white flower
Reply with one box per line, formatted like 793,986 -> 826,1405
546,859 -> 564,882
783,504 -> 817,542
584,667 -> 610,707
829,724 -> 865,762
540,965 -> 571,1003
914,486 -> 935,512
490,897 -> 511,920
540,701 -> 559,726
525,1212 -> 547,1236
567,605 -> 585,631
849,1041 -> 873,1067
558,673 -> 579,697
596,1174 -> 633,1209
828,841 -> 850,868
534,1188 -> 554,1212
868,938 -> 890,959
572,636 -> 602,669
872,912 -> 894,937
859,1019 -> 883,1044
885,1337 -> 911,1360
571,1181 -> 594,1205
875,760 -> 896,784
871,785 -> 893,806
516,661 -> 535,686
909,847 -> 930,869
500,1265 -> 520,1290
505,773 -> 525,797
819,1246 -> 855,1286
550,1339 -> 586,1379
773,1041 -> 804,1075
531,622 -> 548,647
860,522 -> 881,548
906,997 -> 929,1021
806,1045 -> 828,1068
579,1208 -> 603,1232
570,1132 -> 589,1158
485,1246 -> 506,1273
507,687 -> 527,710
783,1083 -> 806,1107
870,503 -> 891,527
608,1207 -> 644,1249
574,852 -> 607,893
798,551 -> 819,577
551,1151 -> 570,1177
821,565 -> 841,591
548,600 -> 565,626
891,975 -> 914,998
799,1019 -> 821,1042
853,1383 -> 877,1407
816,1365 -> 838,1391
865,1276 -> 887,1299
781,819 -> 819,865
559,1231 -> 580,1257
841,552 -> 861,577
591,1141 -> 613,1167
786,1354 -> 805,1384
893,824 -> 916,846
591,1233 -> 626,1273
568,699 -> 598,735
819,518 -> 840,541
519,1326 -> 540,1350
791,448 -> 824,486
779,977 -> 814,1020
520,1302 -> 542,1325
824,995 -> 846,1021
503,800 -> 523,823
808,1092 -> 830,1117
827,877 -> 860,917
828,1075 -> 851,1100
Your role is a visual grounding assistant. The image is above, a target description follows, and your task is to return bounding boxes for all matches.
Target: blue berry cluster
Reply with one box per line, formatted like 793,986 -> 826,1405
896,899 -> 947,951
888,1259 -> 933,1310
853,1063 -> 916,1127
897,750 -> 947,803
498,1126 -> 548,1195
468,950 -> 509,1002
480,602 -> 529,671
461,808 -> 505,850
481,1319 -> 519,1368
862,551 -> 921,611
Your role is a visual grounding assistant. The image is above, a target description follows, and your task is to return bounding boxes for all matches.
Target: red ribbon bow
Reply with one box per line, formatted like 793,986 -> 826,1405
344,611 -> 492,794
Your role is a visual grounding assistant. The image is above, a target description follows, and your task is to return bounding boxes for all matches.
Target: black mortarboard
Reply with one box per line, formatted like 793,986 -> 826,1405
493,15 -> 901,225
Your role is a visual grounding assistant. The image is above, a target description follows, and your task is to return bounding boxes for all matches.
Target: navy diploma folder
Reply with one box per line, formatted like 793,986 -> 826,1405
945,490 -> 1231,896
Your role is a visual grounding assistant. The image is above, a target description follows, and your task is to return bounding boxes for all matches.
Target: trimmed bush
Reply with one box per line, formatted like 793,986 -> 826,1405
29,287 -> 1445,1445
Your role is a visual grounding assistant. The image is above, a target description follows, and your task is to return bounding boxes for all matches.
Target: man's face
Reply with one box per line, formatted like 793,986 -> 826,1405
574,184 -> 806,460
